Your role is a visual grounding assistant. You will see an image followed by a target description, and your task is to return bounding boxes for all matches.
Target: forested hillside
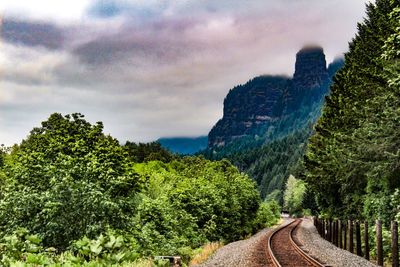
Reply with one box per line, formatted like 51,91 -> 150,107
205,126 -> 312,201
304,0 -> 400,221
0,113 -> 280,266
204,49 -> 344,200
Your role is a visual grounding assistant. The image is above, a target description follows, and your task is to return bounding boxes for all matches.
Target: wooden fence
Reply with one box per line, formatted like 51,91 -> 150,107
314,218 -> 399,267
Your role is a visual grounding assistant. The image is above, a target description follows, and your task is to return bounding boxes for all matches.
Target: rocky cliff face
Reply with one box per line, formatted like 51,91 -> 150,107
208,46 -> 341,148
209,76 -> 289,147
285,46 -> 330,112
293,46 -> 328,89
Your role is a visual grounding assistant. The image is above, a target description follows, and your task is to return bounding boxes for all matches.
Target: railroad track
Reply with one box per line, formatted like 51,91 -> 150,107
267,219 -> 325,267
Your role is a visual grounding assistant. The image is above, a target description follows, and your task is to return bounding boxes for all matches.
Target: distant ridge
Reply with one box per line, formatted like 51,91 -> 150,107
158,136 -> 208,155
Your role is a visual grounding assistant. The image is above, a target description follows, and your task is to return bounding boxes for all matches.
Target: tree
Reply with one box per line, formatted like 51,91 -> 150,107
0,145 -> 5,168
283,175 -> 306,215
123,141 -> 175,163
304,0 -> 400,220
0,113 -> 142,249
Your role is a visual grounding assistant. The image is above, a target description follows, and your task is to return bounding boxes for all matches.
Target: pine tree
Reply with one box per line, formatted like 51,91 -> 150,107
304,0 -> 400,219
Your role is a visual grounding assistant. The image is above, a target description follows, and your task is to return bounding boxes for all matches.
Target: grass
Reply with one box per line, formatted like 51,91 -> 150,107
189,242 -> 224,266
122,258 -> 154,267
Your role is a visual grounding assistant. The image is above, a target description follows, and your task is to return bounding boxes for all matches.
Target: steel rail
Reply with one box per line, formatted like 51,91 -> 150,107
267,219 -> 325,267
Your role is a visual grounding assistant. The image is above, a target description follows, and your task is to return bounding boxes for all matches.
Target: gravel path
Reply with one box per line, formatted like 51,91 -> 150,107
193,227 -> 273,267
296,218 -> 377,267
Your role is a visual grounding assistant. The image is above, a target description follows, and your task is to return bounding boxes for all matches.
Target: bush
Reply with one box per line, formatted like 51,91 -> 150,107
254,200 -> 281,228
0,113 -> 141,249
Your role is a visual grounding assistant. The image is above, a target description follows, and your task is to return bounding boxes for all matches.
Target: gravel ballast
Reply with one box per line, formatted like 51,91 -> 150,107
196,218 -> 377,267
296,218 -> 377,267
195,220 -> 297,267
193,227 -> 273,267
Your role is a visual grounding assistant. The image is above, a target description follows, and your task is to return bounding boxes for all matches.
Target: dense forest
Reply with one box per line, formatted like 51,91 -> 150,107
0,113 -> 280,266
203,97 -> 324,201
304,0 -> 400,222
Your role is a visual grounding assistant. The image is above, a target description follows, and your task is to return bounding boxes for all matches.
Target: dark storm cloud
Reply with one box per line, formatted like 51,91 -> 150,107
72,17 -> 201,65
1,18 -> 65,50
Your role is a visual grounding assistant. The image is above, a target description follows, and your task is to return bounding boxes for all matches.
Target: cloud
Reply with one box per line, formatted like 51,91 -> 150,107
0,0 -> 92,21
0,0 -> 371,146
1,19 -> 65,50
0,43 -> 70,86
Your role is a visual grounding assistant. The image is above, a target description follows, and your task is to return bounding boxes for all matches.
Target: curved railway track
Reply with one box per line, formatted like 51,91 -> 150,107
267,219 -> 325,267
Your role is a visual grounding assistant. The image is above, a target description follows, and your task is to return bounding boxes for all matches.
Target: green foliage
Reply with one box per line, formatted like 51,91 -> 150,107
254,200 -> 281,228
0,113 -> 280,266
0,228 -> 47,266
0,113 -> 141,249
205,127 -> 312,201
265,189 -> 282,203
0,145 -> 6,168
304,0 -> 400,220
244,128 -> 311,200
0,145 -> 7,198
283,175 -> 306,215
0,229 -> 141,266
133,158 -> 263,245
124,141 -> 176,163
391,189 -> 400,222
70,231 -> 140,264
366,223 -> 391,263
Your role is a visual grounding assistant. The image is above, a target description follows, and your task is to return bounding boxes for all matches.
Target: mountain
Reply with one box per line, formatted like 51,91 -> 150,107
158,136 -> 208,155
203,46 -> 344,201
208,46 -> 337,148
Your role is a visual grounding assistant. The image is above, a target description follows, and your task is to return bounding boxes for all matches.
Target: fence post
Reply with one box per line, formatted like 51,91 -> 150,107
320,218 -> 323,236
333,220 -> 336,245
322,219 -> 326,239
319,218 -> 323,236
344,221 -> 347,250
330,220 -> 333,243
377,220 -> 383,266
336,220 -> 339,246
356,221 -> 362,256
392,221 -> 399,267
348,220 -> 354,253
327,220 -> 330,241
364,221 -> 370,261
326,220 -> 329,241
318,218 -> 322,236
339,220 -> 342,248
334,220 -> 338,246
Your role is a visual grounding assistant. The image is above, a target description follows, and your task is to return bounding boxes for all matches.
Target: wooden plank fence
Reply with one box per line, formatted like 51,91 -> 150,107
314,218 -> 399,267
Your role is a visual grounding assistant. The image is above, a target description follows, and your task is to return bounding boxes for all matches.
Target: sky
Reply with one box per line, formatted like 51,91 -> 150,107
0,0 -> 372,146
